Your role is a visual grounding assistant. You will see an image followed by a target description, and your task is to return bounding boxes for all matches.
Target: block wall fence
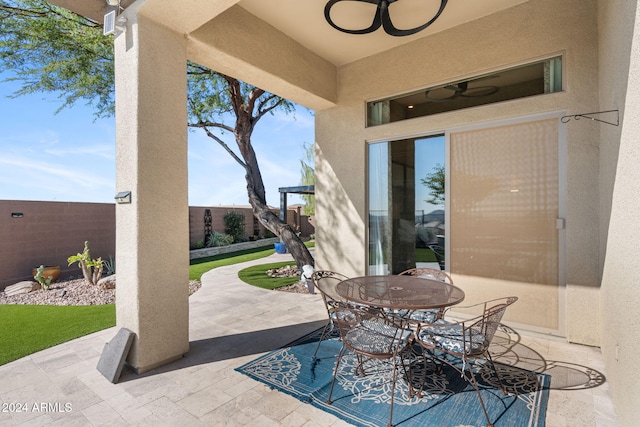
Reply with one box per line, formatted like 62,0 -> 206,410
0,200 -> 313,290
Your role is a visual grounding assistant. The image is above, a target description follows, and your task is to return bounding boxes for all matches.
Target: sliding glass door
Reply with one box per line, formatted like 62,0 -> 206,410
368,118 -> 562,331
368,135 -> 445,275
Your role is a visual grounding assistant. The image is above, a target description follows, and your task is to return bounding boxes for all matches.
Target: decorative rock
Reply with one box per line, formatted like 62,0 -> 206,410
98,274 -> 116,289
4,281 -> 37,297
266,265 -> 300,278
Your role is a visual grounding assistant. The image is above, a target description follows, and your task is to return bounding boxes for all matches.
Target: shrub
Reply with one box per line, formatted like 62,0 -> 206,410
103,256 -> 116,276
206,231 -> 233,247
224,211 -> 246,243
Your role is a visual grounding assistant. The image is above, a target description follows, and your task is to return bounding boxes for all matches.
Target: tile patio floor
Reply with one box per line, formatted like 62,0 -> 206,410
0,252 -> 619,426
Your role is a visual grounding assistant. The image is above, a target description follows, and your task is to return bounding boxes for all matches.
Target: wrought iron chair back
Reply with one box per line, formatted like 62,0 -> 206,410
397,267 -> 454,324
312,270 -> 349,308
311,270 -> 350,358
327,302 -> 413,427
398,267 -> 452,284
415,296 -> 518,427
428,244 -> 446,270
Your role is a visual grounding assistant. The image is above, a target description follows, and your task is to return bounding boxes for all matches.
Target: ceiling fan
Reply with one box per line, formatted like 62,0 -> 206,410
425,80 -> 499,102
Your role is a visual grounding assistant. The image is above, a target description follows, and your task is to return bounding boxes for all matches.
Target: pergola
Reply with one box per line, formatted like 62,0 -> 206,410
278,185 -> 314,223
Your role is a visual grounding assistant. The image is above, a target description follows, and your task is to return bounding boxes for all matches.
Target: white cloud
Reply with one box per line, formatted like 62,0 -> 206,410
0,154 -> 114,202
44,144 -> 115,159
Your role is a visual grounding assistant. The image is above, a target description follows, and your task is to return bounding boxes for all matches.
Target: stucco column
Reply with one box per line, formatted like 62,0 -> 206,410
113,11 -> 189,373
600,2 -> 640,424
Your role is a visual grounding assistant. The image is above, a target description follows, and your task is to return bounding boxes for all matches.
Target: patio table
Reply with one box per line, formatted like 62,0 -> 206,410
335,275 -> 466,399
335,275 -> 465,311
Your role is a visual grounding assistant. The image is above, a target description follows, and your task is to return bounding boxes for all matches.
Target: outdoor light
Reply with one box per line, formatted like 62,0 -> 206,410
104,0 -> 125,35
114,191 -> 131,204
324,0 -> 448,37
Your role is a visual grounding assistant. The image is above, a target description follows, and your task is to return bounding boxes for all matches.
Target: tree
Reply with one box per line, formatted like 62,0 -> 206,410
0,0 -> 314,267
421,164 -> 445,206
299,141 -> 315,216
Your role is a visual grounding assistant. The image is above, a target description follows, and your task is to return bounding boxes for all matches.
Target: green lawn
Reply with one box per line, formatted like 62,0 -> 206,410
189,240 -> 314,280
189,245 -> 277,280
0,304 -> 115,366
0,247 -> 274,367
416,247 -> 438,263
237,261 -> 299,289
1,240 -> 314,366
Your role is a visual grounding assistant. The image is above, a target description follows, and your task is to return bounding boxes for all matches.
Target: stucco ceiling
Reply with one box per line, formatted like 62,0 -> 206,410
238,0 -> 528,66
48,0 -> 528,67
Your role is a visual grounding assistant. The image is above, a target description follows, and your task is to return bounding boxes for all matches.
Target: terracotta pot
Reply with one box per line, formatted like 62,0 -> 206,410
32,266 -> 61,283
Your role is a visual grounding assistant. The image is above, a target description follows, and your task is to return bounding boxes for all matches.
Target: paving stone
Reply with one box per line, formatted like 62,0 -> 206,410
96,328 -> 134,384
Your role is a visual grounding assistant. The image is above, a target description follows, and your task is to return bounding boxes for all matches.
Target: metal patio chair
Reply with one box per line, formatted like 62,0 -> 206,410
327,301 -> 413,427
311,270 -> 350,358
396,267 -> 454,324
428,244 -> 446,270
414,296 -> 518,427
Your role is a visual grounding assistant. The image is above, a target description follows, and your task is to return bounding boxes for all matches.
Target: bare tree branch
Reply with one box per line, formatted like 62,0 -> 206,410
188,123 -> 247,168
189,121 -> 234,134
256,95 -> 286,121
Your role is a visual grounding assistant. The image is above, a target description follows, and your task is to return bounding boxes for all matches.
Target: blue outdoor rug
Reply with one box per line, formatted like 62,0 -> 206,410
235,327 -> 550,427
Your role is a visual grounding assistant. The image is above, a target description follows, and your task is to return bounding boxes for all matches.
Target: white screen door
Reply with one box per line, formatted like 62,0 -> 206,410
449,118 -> 561,331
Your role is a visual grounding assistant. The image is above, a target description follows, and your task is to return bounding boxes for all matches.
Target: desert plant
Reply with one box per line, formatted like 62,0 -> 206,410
206,231 -> 233,247
103,256 -> 116,276
67,241 -> 104,286
224,211 -> 246,243
33,265 -> 53,291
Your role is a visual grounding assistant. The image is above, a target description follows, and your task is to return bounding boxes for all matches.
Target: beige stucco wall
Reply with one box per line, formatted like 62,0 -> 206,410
315,0 -> 601,341
0,201 -> 115,289
598,1 -> 640,425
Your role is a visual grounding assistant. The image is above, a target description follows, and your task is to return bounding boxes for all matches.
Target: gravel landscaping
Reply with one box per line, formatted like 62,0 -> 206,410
0,264 -> 312,305
0,277 -> 202,306
269,265 -> 314,294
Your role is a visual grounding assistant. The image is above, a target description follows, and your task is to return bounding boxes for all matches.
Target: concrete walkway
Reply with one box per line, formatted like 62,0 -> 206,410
0,251 -> 619,426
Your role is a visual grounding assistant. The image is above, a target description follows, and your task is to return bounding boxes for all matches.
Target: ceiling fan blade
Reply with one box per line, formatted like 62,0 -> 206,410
324,0 -> 382,35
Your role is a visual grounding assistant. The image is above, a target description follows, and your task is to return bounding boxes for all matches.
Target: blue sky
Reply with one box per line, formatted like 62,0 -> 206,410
0,71 -> 314,207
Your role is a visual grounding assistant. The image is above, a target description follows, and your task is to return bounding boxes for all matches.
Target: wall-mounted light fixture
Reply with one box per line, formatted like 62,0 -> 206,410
104,0 -> 125,35
11,212 -> 24,218
115,191 -> 132,204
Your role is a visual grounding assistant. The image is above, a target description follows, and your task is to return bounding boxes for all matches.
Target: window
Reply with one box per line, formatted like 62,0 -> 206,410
367,56 -> 562,127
